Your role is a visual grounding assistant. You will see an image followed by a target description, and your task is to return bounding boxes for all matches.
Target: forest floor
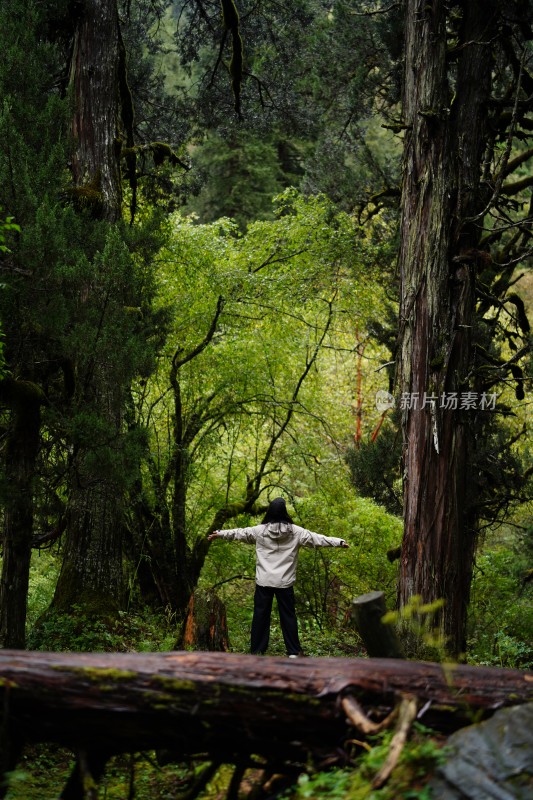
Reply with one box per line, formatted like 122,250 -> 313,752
5,722 -> 448,800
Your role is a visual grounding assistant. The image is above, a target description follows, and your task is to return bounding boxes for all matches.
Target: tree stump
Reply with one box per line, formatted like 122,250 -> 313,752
352,591 -> 405,658
179,589 -> 229,651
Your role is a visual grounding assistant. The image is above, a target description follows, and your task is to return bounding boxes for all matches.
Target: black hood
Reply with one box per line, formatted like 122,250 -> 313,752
261,497 -> 293,524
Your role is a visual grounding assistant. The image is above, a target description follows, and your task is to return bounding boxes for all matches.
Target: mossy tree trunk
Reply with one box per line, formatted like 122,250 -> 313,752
52,368 -> 125,616
397,0 -> 496,657
0,380 -> 45,648
52,0 -> 125,616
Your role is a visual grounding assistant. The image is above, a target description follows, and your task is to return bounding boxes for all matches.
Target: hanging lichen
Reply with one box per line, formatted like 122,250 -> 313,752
118,27 -> 137,224
120,142 -> 188,170
150,142 -> 184,167
506,292 -> 531,335
220,0 -> 244,119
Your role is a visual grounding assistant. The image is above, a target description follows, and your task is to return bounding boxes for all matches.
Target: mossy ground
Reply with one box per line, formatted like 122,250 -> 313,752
3,725 -> 448,799
4,746 -> 196,799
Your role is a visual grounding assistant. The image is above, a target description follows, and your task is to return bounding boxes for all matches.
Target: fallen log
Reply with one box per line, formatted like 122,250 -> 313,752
0,650 -> 532,768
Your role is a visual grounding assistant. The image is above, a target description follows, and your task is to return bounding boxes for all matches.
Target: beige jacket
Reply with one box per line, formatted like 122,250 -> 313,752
217,522 -> 347,588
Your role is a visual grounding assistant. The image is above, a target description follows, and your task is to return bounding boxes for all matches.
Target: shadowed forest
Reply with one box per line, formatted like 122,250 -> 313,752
0,0 -> 532,797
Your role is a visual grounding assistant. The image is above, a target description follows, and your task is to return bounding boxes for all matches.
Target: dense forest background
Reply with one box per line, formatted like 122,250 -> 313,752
0,0 -> 532,796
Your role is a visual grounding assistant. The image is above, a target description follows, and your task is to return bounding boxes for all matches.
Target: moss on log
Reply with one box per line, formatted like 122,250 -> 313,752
0,650 -> 532,769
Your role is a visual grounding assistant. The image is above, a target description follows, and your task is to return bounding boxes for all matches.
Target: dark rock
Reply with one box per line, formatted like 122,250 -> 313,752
430,703 -> 533,799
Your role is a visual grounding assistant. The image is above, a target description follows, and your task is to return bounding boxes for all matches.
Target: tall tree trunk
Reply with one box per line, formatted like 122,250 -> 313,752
69,0 -> 122,223
0,381 -> 44,647
397,0 -> 496,657
172,378 -> 193,613
52,0 -> 125,615
53,366 -> 125,615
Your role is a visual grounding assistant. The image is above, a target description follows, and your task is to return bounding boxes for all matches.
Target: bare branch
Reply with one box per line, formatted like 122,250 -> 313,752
468,51 -> 526,222
499,146 -> 533,178
501,174 -> 533,195
349,2 -> 400,17
251,297 -> 336,494
171,295 -> 225,373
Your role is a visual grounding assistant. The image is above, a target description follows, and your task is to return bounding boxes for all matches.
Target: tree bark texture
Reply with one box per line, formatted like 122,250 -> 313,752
52,0 -> 126,615
179,590 -> 230,651
0,381 -> 44,647
0,651 -> 531,766
351,592 -> 405,659
69,0 -> 122,221
397,0 -> 497,656
52,453 -> 125,616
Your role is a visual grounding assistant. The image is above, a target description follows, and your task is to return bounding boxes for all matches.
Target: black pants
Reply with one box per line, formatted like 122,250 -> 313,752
250,584 -> 302,656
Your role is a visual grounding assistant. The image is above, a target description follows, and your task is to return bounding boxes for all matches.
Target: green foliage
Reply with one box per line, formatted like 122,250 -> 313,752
142,188 -> 387,531
0,209 -> 19,375
1,728 -> 449,800
28,605 -> 177,653
0,0 -> 168,629
0,1 -> 69,225
3,746 -> 197,800
26,550 -> 60,631
468,394 -> 532,529
0,208 -> 20,254
28,609 -> 123,652
185,130 -> 306,228
168,0 -> 403,219
468,525 -> 533,669
0,0 -> 530,706
345,419 -> 402,514
292,769 -> 353,799
382,596 -> 448,662
283,723 -> 448,800
294,474 -> 402,617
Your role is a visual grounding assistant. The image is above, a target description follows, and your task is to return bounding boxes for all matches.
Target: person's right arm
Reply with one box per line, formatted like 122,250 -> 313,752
207,525 -> 261,544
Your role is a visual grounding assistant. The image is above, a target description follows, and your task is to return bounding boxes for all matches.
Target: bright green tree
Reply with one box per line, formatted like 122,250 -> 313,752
128,190 -> 387,616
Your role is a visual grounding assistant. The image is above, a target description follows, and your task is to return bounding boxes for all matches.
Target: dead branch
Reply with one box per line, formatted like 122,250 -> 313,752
372,695 -> 418,788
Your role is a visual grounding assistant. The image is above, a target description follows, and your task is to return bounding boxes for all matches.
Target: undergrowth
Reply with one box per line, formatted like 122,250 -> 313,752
4,725 -> 449,800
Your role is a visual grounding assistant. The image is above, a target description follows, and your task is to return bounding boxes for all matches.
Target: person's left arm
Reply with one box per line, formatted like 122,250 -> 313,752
295,526 -> 349,548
